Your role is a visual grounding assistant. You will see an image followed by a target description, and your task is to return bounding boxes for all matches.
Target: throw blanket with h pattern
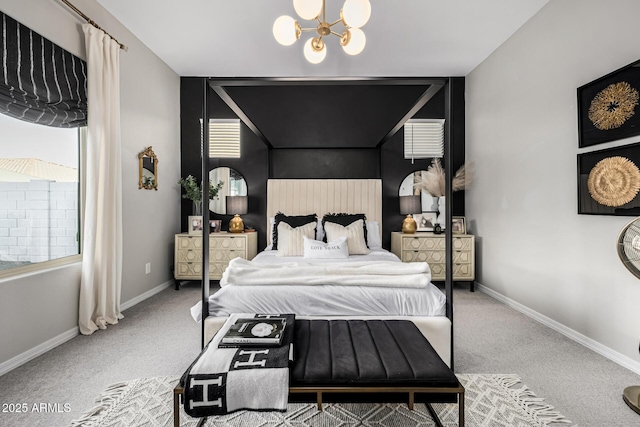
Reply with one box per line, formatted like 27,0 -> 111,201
220,258 -> 431,288
180,313 -> 295,417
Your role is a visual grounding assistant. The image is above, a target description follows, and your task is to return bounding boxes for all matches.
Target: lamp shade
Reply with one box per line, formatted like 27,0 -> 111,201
342,28 -> 366,55
303,37 -> 327,64
399,195 -> 421,215
273,15 -> 298,46
226,196 -> 248,215
293,0 -> 323,20
342,0 -> 371,28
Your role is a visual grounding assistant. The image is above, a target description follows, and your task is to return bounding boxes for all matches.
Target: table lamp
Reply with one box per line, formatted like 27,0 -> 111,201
226,196 -> 248,233
399,195 -> 421,234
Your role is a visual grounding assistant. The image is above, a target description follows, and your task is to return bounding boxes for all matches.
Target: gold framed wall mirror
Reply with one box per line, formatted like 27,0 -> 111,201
138,146 -> 158,190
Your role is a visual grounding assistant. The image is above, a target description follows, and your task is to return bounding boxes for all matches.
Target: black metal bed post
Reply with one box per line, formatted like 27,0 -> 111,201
444,78 -> 454,370
201,79 -> 211,350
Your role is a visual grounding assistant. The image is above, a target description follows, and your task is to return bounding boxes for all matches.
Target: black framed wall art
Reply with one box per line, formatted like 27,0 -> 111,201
578,59 -> 640,148
578,142 -> 640,215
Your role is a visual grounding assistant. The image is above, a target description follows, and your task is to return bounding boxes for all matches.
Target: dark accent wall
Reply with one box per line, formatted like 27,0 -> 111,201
180,77 -> 465,251
380,78 -> 466,249
271,148 -> 379,179
181,78 -> 270,249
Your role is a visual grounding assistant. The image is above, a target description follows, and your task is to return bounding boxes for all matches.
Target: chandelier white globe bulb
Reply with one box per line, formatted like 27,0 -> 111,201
342,28 -> 366,55
273,15 -> 298,46
342,0 -> 371,28
293,0 -> 323,20
303,38 -> 327,64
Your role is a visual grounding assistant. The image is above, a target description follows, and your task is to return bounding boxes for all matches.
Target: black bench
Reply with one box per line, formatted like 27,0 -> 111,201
175,319 -> 464,427
289,319 -> 464,426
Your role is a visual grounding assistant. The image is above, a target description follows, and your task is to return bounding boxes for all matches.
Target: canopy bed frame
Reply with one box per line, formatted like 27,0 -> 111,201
195,77 -> 457,366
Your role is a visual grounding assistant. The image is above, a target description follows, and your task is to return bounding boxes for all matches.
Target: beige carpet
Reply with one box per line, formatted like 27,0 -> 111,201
70,374 -> 573,427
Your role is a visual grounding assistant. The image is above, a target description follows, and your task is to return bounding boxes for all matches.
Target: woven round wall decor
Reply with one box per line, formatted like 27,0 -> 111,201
587,156 -> 640,207
588,81 -> 639,130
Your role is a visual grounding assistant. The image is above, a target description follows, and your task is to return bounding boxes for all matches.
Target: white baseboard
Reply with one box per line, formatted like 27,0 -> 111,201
0,279 -> 173,377
0,327 -> 79,377
121,279 -> 173,311
476,282 -> 640,376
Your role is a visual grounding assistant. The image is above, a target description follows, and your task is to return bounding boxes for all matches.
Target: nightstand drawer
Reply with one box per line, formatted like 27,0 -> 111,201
176,262 -> 202,278
402,250 -> 445,263
402,237 -> 444,251
430,263 -> 473,280
210,236 -> 246,250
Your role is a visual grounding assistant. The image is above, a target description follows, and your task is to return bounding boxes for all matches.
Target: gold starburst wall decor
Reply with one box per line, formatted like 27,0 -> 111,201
587,156 -> 640,207
588,81 -> 639,130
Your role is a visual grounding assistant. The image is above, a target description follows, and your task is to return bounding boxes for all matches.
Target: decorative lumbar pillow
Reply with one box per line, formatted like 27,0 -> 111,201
323,219 -> 370,255
272,212 -> 317,250
303,235 -> 349,259
276,221 -> 317,257
321,213 -> 368,247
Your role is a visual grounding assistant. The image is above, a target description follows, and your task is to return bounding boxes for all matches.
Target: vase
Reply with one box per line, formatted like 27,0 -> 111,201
436,196 -> 445,226
192,201 -> 202,216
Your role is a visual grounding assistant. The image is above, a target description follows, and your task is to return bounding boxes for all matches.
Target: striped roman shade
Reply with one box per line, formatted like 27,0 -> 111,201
0,11 -> 87,128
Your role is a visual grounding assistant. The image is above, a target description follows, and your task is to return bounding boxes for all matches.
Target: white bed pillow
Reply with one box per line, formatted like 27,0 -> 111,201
366,220 -> 382,250
276,221 -> 316,257
315,218 -> 325,242
303,235 -> 349,259
324,219 -> 370,255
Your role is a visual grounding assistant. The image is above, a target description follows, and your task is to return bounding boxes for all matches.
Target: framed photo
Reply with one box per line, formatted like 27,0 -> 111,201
209,219 -> 222,233
578,142 -> 640,215
578,59 -> 640,148
188,216 -> 203,234
414,212 -> 437,231
452,216 -> 466,234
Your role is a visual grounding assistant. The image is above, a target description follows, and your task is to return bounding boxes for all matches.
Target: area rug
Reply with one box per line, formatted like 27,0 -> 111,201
70,374 -> 574,427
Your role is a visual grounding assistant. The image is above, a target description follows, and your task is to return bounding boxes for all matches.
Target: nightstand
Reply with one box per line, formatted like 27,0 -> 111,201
390,231 -> 475,291
174,232 -> 258,288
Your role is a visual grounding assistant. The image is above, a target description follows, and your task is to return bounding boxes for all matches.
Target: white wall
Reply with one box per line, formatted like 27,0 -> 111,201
466,0 -> 640,369
0,181 -> 79,262
0,0 -> 181,368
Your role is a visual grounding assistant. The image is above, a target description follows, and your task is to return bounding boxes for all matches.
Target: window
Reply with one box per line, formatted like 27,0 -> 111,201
404,119 -> 445,162
0,113 -> 82,273
201,119 -> 241,158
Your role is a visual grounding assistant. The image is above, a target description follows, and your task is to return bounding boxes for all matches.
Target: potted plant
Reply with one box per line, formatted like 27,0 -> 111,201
178,175 -> 224,215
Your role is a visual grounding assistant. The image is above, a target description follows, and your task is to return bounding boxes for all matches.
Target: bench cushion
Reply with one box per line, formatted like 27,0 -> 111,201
291,319 -> 459,388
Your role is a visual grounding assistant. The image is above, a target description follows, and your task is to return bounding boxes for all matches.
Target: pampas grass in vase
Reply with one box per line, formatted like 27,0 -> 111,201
414,158 -> 474,226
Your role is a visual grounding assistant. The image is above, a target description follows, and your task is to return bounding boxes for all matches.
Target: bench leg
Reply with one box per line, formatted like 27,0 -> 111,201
317,392 -> 323,411
173,388 -> 181,427
408,391 -> 414,410
459,390 -> 465,427
174,386 -> 207,427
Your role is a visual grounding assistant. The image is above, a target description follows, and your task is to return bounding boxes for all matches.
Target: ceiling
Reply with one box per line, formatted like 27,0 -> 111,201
95,0 -> 550,77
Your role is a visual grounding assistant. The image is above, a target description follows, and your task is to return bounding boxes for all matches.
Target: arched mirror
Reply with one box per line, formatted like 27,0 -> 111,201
138,146 -> 158,190
209,167 -> 247,214
399,171 -> 438,212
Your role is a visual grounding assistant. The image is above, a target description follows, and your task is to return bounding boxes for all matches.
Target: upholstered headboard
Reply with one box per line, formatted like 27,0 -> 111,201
266,179 -> 382,245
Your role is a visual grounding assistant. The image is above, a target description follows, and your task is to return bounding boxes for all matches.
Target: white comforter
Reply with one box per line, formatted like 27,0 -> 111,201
220,257 -> 431,288
191,249 -> 446,321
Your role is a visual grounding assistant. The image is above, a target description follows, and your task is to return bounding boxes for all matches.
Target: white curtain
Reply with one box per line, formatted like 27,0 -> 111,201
78,24 -> 123,335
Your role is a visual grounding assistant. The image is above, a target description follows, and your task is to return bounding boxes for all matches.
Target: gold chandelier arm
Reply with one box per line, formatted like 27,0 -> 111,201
300,27 -> 318,32
328,19 -> 343,27
330,31 -> 343,38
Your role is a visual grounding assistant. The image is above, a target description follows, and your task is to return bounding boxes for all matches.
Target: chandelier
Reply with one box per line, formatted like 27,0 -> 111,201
272,0 -> 371,64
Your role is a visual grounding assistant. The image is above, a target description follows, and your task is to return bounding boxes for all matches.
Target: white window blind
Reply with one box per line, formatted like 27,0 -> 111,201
404,119 -> 444,161
201,119 -> 241,158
